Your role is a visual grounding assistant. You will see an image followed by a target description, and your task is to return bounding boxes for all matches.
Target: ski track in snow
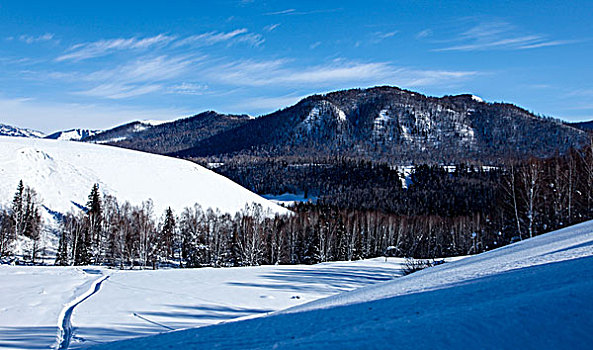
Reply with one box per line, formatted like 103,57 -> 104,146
55,274 -> 110,350
131,313 -> 175,331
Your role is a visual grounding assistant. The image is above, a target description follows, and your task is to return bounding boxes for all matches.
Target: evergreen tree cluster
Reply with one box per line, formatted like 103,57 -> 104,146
0,180 -> 43,261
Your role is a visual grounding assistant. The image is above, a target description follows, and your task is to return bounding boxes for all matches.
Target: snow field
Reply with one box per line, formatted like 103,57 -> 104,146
89,220 -> 593,349
0,258 -> 408,349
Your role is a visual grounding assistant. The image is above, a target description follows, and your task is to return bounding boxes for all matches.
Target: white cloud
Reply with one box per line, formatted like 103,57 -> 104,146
173,29 -> 264,48
371,31 -> 398,44
168,83 -> 209,95
85,55 -> 197,84
56,34 -> 175,62
264,8 -> 341,16
415,29 -> 432,39
206,59 -> 477,88
76,83 -> 163,99
18,33 -> 55,44
51,55 -> 198,99
265,9 -> 296,15
264,23 -> 280,32
435,22 -> 575,52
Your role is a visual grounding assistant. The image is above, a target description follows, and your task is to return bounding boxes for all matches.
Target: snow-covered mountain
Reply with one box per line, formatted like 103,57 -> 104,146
173,86 -> 587,163
0,123 -> 45,138
44,128 -> 102,141
0,136 -> 288,221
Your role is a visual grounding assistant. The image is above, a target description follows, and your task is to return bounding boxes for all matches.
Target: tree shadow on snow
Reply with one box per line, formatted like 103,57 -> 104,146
139,304 -> 274,322
226,265 -> 398,293
0,324 -> 165,350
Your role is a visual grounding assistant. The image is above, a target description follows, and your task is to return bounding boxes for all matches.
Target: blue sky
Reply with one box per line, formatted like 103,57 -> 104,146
0,0 -> 592,132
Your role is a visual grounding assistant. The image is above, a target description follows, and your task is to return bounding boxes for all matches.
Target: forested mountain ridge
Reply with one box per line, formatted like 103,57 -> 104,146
569,120 -> 593,133
86,111 -> 252,154
2,86 -> 587,163
172,86 -> 586,163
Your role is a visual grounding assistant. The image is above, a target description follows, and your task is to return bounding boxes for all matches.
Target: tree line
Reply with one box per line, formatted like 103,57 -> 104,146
2,140 -> 593,267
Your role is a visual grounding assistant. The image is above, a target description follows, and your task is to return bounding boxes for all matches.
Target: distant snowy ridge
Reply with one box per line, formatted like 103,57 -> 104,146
0,123 -> 45,138
45,128 -> 102,141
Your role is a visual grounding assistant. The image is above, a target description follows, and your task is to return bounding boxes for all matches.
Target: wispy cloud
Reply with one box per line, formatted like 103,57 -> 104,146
415,29 -> 432,39
435,22 -> 576,52
205,59 -> 477,88
265,9 -> 296,15
168,82 -> 209,96
56,34 -> 174,62
264,23 -> 281,32
264,8 -> 341,16
55,55 -> 199,99
371,31 -> 398,44
17,33 -> 56,44
76,83 -> 162,99
85,55 -> 197,84
174,29 -> 263,47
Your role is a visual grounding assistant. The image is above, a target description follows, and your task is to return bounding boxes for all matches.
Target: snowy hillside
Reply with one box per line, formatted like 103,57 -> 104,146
91,220 -> 593,349
0,136 -> 288,220
0,123 -> 45,138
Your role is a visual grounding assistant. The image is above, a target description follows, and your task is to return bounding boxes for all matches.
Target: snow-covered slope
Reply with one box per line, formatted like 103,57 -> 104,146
0,136 -> 288,219
44,129 -> 102,141
93,220 -> 593,349
0,258 -> 405,350
0,123 -> 45,138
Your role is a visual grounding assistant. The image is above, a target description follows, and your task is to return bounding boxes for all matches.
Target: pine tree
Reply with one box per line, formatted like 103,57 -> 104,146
86,184 -> 102,263
22,187 -> 41,240
160,207 -> 176,262
0,210 -> 14,257
10,180 -> 24,238
55,226 -> 70,266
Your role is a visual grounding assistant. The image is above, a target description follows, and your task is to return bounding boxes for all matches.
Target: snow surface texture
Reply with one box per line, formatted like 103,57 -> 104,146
0,136 -> 288,219
0,258 -> 405,349
91,220 -> 593,349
